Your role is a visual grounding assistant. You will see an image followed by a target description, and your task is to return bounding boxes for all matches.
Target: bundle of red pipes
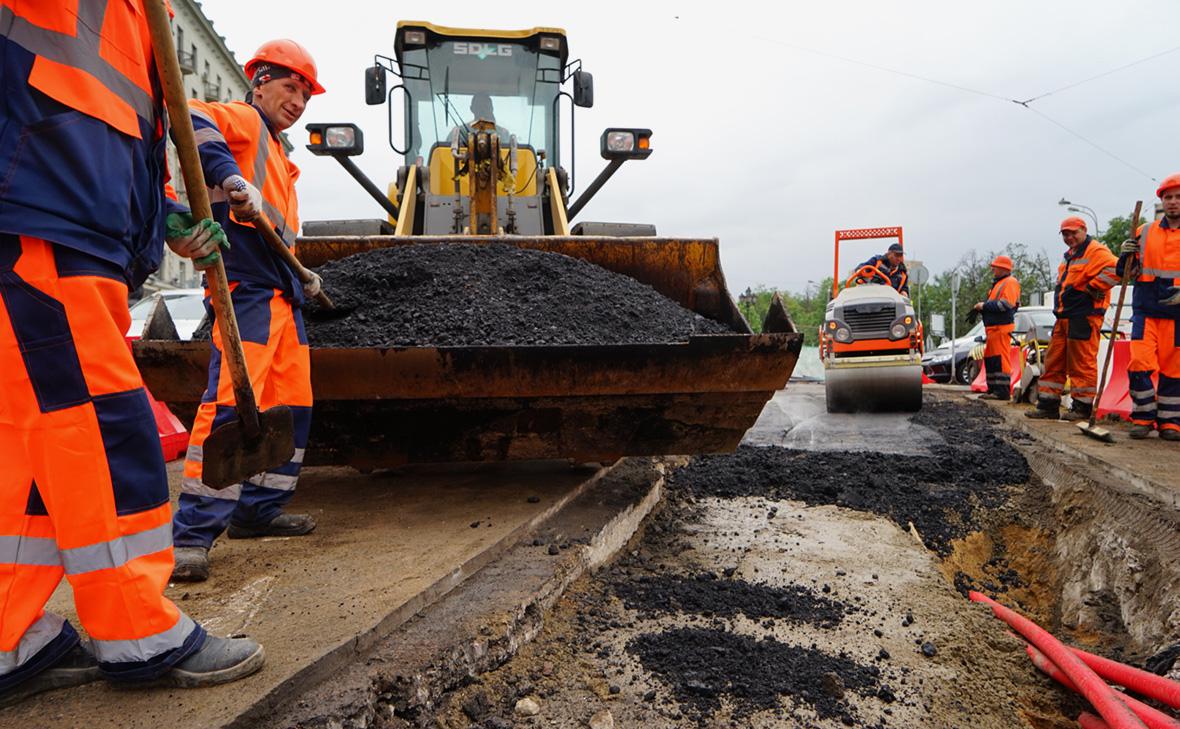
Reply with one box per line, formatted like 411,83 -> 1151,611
968,592 -> 1180,729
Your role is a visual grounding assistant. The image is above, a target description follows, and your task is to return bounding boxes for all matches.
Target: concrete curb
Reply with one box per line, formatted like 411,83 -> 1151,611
252,457 -> 667,729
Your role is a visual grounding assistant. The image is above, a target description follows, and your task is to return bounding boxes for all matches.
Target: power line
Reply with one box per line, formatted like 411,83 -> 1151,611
742,29 -> 1159,182
1015,44 -> 1180,105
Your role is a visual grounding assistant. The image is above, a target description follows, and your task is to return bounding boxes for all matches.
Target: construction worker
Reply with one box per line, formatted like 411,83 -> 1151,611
171,40 -> 325,582
0,1 -> 263,704
855,243 -> 910,296
1119,174 -> 1180,441
1027,217 -> 1119,421
974,256 -> 1022,400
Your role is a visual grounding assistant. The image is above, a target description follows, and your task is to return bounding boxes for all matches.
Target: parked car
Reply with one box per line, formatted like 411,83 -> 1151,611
923,306 -> 1056,385
922,321 -> 984,384
127,288 -> 206,340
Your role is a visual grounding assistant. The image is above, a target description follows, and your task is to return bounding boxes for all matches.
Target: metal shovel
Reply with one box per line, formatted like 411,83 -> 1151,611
146,1 -> 294,488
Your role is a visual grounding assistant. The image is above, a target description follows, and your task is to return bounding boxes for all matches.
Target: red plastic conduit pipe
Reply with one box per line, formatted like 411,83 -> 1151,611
1081,712 -> 1113,729
1069,646 -> 1180,710
968,591 -> 1147,729
1027,645 -> 1180,729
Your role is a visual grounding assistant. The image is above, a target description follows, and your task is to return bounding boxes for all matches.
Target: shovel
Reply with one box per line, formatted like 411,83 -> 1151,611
146,1 -> 294,488
249,211 -> 335,310
1077,200 -> 1141,443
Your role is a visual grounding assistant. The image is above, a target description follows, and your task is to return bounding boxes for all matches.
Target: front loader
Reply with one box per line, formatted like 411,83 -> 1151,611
134,22 -> 803,469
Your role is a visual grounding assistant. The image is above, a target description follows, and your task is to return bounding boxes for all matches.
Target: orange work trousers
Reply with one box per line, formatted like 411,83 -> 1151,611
0,236 -> 204,688
983,324 -> 1014,399
1129,316 -> 1180,433
1037,316 -> 1102,412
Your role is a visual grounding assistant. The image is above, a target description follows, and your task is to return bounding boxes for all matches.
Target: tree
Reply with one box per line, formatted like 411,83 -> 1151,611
1099,214 -> 1141,257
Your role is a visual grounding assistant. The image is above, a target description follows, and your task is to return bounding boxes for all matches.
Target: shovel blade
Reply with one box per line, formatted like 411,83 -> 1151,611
1075,421 -> 1115,443
200,406 -> 296,489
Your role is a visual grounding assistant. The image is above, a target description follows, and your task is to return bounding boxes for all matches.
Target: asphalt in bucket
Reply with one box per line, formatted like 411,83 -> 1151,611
303,243 -> 734,346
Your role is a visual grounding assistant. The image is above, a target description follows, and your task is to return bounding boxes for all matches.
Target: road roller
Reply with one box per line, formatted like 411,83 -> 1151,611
820,227 -> 923,413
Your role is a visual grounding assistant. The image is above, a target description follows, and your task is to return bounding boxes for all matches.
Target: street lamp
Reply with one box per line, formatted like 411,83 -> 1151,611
739,287 -> 756,325
1058,198 -> 1103,236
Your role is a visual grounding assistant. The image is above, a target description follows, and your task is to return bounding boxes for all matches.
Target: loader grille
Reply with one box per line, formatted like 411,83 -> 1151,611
844,308 -> 895,336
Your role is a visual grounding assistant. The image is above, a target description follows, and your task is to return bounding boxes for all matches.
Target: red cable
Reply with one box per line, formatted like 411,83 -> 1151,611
1069,646 -> 1180,710
1081,712 -> 1114,729
969,592 -> 1147,729
1027,645 -> 1180,729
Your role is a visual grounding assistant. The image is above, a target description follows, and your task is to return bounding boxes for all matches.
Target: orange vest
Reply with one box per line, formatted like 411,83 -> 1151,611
1131,219 -> 1180,320
982,275 -> 1020,327
1054,238 -> 1118,318
2,0 -> 165,138
190,100 -> 301,246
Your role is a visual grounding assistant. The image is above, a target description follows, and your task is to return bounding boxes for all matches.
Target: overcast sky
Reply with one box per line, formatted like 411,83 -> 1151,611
198,0 -> 1180,294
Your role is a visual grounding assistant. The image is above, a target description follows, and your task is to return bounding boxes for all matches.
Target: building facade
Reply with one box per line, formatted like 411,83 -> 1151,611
146,0 -> 251,292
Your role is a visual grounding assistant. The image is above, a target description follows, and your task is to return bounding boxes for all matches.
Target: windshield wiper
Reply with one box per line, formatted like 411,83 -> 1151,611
438,66 -> 469,141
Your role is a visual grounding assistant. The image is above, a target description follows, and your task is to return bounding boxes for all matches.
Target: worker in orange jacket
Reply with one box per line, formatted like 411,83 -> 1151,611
171,40 -> 325,582
0,2 -> 263,705
1119,174 -> 1180,441
974,256 -> 1021,401
1027,217 -> 1120,421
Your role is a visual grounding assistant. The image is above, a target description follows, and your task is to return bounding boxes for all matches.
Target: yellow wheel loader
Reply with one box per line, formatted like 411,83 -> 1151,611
134,22 -> 803,469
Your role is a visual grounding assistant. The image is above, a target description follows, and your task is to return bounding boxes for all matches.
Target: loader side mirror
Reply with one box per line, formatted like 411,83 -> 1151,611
572,69 -> 594,108
365,65 -> 387,106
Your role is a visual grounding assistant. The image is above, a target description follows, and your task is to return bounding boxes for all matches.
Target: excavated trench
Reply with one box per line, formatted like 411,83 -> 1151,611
423,396 -> 1180,729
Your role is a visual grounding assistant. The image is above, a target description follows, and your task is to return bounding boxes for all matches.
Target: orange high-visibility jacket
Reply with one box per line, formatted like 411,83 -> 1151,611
1129,219 -> 1180,321
1053,237 -> 1118,319
0,1 -> 173,285
981,274 -> 1021,327
187,99 -> 302,297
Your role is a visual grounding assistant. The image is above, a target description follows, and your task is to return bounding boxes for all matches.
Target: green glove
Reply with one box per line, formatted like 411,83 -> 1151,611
165,213 -> 230,266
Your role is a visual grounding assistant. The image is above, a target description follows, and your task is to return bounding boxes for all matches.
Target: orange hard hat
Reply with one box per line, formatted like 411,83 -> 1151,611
245,39 -> 325,95
1156,173 -> 1180,198
1059,216 -> 1087,232
991,255 -> 1014,271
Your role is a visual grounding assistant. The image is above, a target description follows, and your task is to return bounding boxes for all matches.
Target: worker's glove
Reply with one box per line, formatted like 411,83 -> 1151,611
221,174 -> 262,222
165,212 -> 229,270
1160,286 -> 1180,307
302,271 -> 323,299
1121,237 -> 1140,255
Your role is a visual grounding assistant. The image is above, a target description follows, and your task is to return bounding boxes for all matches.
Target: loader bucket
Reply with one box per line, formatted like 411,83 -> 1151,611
133,235 -> 803,468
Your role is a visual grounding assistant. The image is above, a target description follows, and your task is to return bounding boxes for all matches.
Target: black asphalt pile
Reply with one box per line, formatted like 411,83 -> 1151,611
628,628 -> 885,726
295,243 -> 733,347
611,572 -> 850,628
668,400 -> 1029,553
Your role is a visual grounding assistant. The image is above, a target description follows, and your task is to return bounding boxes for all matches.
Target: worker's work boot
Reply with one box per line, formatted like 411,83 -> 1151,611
227,512 -> 316,539
166,634 -> 265,688
1025,407 -> 1060,420
1060,407 -> 1090,422
1161,429 -> 1180,442
979,392 -> 1009,401
171,546 -> 210,582
0,642 -> 101,708
1129,423 -> 1154,439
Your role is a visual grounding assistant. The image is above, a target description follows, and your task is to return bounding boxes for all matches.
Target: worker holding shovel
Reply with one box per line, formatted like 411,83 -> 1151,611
1120,174 -> 1180,441
0,0 -> 263,706
171,40 -> 325,582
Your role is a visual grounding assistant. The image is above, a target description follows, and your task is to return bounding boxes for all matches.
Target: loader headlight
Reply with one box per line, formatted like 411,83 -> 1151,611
306,123 -> 365,156
890,324 -> 908,339
601,128 -> 653,160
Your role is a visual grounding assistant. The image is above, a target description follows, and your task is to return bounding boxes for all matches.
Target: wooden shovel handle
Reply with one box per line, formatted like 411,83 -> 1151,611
145,0 -> 260,438
252,216 -> 335,309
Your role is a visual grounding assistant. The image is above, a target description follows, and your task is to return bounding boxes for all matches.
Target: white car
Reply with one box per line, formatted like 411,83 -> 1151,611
127,288 -> 206,340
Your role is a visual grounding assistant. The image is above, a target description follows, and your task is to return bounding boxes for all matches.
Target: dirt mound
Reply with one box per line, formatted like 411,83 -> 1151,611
288,243 -> 732,347
611,572 -> 850,628
628,627 -> 886,726
668,400 -> 1028,553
